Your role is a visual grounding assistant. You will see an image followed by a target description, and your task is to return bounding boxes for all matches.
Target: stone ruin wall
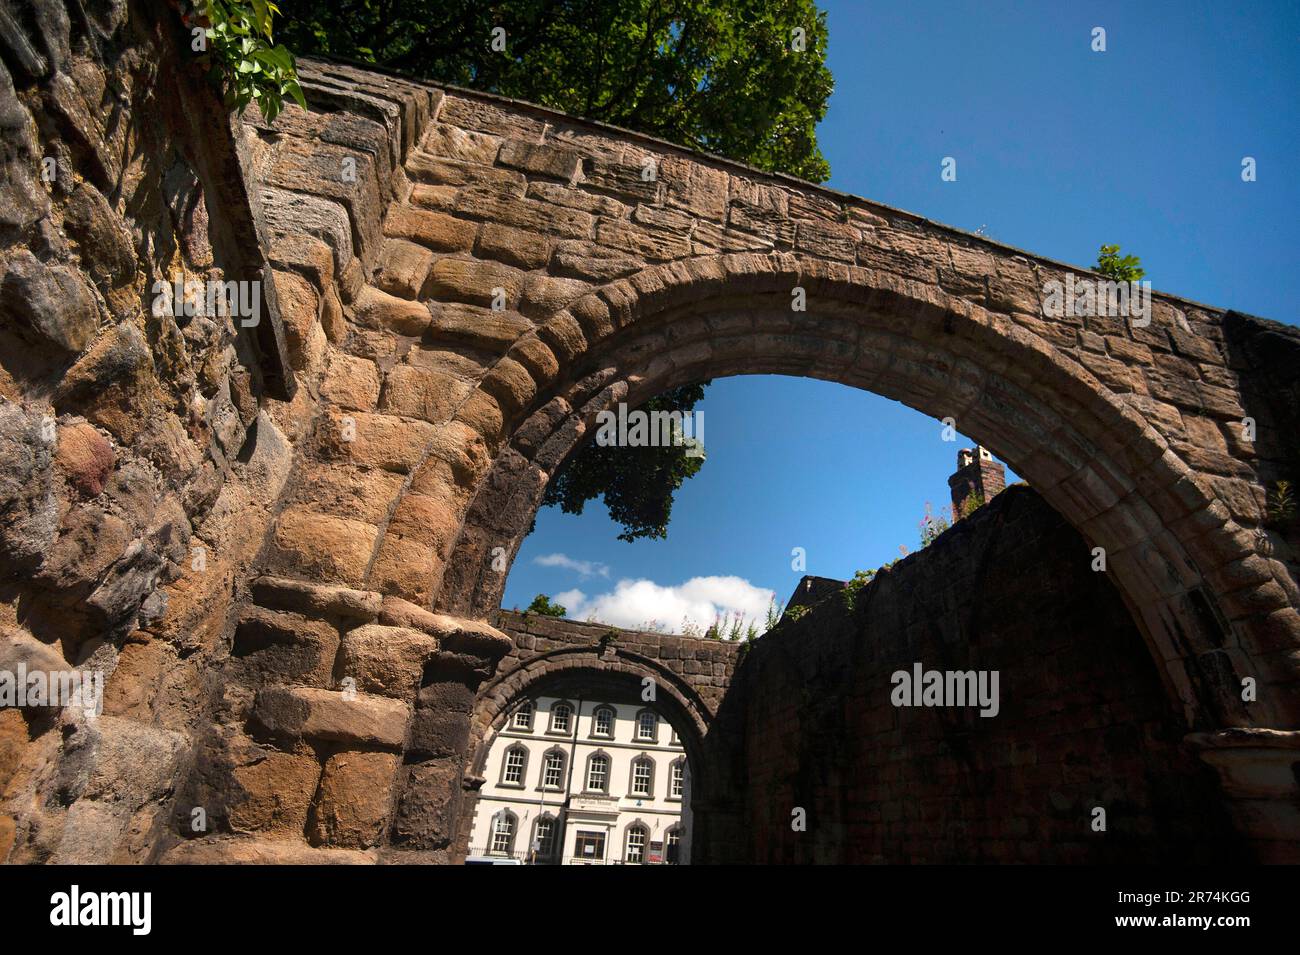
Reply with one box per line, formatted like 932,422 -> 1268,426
732,485 -> 1247,863
0,0 -> 298,863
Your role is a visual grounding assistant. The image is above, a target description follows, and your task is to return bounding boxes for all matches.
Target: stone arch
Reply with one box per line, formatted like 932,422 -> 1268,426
453,643 -> 715,862
150,63 -> 1298,864
431,255 -> 1297,732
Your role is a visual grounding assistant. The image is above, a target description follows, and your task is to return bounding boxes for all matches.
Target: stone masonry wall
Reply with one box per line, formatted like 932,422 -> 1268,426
731,485 -> 1247,863
0,0 -> 303,863
492,609 -> 739,717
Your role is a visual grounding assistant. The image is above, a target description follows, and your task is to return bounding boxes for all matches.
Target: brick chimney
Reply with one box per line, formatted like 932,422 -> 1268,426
948,445 -> 1005,518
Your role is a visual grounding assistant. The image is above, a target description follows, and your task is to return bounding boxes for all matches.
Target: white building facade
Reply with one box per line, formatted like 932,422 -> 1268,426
468,695 -> 692,864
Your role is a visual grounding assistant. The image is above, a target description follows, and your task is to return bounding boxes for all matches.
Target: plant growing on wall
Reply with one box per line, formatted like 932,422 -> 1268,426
525,593 -> 567,617
1266,480 -> 1296,525
955,491 -> 985,519
201,0 -> 306,120
841,568 -> 876,611
918,501 -> 950,549
783,604 -> 810,623
1095,244 -> 1146,282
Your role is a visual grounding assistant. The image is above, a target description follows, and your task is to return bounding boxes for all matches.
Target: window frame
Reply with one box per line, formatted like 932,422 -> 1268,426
634,707 -> 659,743
667,757 -> 686,801
538,746 -> 567,792
498,743 -> 528,789
547,700 -> 575,736
531,813 -> 558,860
584,750 -> 611,794
628,754 -> 655,798
664,825 -> 682,865
624,821 -> 649,864
590,704 -> 616,739
489,810 -> 517,856
511,699 -> 534,732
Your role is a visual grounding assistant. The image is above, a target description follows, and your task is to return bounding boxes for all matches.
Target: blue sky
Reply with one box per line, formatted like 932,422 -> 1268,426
502,1 -> 1300,629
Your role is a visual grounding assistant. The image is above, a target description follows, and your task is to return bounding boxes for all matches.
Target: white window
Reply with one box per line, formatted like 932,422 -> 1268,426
542,750 -> 564,789
625,825 -> 647,864
632,757 -> 653,796
550,702 -> 573,734
502,746 -> 526,785
512,700 -> 533,731
636,710 -> 657,741
491,813 -> 515,855
593,706 -> 614,737
670,759 -> 685,798
534,817 -> 555,857
587,753 -> 609,792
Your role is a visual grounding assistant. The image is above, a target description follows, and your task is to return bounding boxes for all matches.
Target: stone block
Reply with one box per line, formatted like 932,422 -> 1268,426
390,758 -> 460,849
1,250 -> 98,353
250,576 -> 384,623
160,836 -> 376,864
352,283 -> 433,336
428,302 -> 532,350
476,222 -> 550,270
382,364 -> 471,424
268,507 -> 380,587
253,686 -> 410,749
497,140 -> 581,181
336,624 -> 440,698
426,257 -> 525,309
382,205 -> 477,252
307,750 -> 402,848
374,239 -> 434,298
229,750 -> 322,836
229,605 -> 340,688
321,353 -> 381,411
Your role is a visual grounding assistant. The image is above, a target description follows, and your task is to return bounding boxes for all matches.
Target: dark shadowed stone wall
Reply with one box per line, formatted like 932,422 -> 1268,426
716,485 -> 1246,864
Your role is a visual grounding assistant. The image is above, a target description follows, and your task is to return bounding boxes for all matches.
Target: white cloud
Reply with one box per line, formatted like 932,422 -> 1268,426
559,576 -> 776,634
553,588 -> 586,612
533,552 -> 610,580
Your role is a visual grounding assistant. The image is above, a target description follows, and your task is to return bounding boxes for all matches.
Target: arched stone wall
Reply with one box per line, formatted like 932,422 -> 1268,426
233,59 -> 1293,734
7,33 -> 1290,862
452,613 -> 733,863
434,271 -> 1283,736
181,57 -> 1296,862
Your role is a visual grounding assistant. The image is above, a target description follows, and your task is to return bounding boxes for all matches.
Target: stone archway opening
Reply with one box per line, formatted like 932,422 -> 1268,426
454,637 -> 718,864
456,360 -> 1249,863
436,274 -> 1261,735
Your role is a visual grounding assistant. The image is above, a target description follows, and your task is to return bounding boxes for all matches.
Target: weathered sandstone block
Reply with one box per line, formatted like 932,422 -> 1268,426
307,750 -> 401,848
252,686 -> 410,749
336,624 -> 439,698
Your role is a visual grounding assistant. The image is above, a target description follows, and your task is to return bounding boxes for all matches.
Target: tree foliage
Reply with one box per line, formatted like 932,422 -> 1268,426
542,384 -> 707,541
281,0 -> 833,181
202,0 -> 306,121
